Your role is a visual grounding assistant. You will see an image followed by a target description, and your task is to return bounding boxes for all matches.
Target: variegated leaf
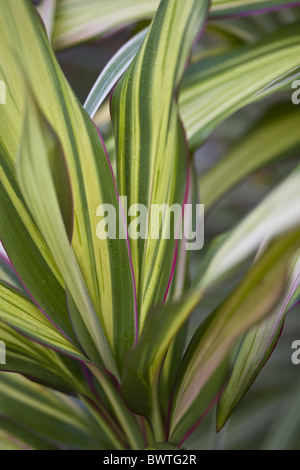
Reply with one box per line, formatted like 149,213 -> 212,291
0,0 -> 137,375
52,0 -> 300,50
111,0 -> 210,327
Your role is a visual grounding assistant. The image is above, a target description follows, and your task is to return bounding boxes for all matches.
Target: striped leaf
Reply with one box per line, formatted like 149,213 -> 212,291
0,321 -> 91,396
200,103 -> 300,210
0,417 -> 56,450
198,164 -> 300,290
88,363 -> 146,449
0,373 -> 116,449
158,164 -> 198,415
84,28 -> 148,119
86,24 -> 300,159
0,281 -> 86,362
121,166 -> 300,428
168,229 -> 300,445
216,250 -> 300,430
180,23 -> 300,150
53,0 -> 158,50
0,254 -> 24,293
111,0 -> 210,327
17,91 -> 114,371
0,0 -> 80,346
210,0 -> 300,17
0,0 -> 137,374
121,228 -> 300,440
52,0 -> 299,50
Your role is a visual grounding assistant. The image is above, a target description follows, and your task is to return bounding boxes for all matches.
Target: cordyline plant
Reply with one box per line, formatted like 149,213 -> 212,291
0,0 -> 300,450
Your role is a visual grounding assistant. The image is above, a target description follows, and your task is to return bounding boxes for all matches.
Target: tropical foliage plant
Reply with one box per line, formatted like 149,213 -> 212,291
0,0 -> 300,450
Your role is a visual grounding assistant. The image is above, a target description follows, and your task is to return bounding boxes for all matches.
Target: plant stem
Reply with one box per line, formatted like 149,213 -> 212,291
152,391 -> 165,443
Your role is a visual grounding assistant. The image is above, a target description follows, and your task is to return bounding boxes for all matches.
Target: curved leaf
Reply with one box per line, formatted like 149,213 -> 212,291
168,229 -> 300,444
122,165 -> 300,424
84,28 -> 148,119
200,103 -> 300,210
0,373 -> 116,449
111,0 -> 210,326
0,321 -> 90,396
52,0 -> 300,50
0,0 -> 137,374
0,282 -> 86,362
86,24 -> 300,160
216,250 -> 300,430
0,417 -> 56,450
37,0 -> 57,39
17,91 -> 114,371
180,23 -> 300,150
198,165 -> 300,290
0,255 -> 24,293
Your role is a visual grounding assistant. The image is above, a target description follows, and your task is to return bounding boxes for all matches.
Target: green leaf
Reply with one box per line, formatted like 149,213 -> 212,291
122,165 -> 300,427
52,0 -> 297,50
0,320 -> 91,396
84,28 -> 148,119
159,164 -> 198,416
261,380 -> 300,450
197,164 -> 300,290
53,0 -> 158,50
0,0 -> 137,374
88,363 -> 146,450
179,23 -> 300,150
168,229 -> 300,445
216,250 -> 300,430
209,0 -> 300,17
17,91 -> 115,372
0,373 -> 116,449
122,295 -> 199,418
200,103 -> 300,210
0,255 -> 24,293
0,417 -> 57,450
86,24 -> 300,160
0,0 -> 78,345
0,281 -> 86,362
111,0 -> 210,327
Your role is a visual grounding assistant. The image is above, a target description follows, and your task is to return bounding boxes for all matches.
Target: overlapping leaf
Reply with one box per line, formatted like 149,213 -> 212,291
122,165 -> 300,430
86,24 -> 300,158
122,228 -> 300,441
0,255 -> 24,292
200,103 -> 300,209
111,0 -> 210,326
210,0 -> 300,16
216,250 -> 300,430
37,0 -> 57,39
0,417 -> 56,450
0,0 -> 136,373
0,321 -> 90,396
198,164 -> 300,289
17,91 -> 115,371
180,23 -> 300,150
168,230 -> 300,444
0,373 -> 116,449
0,281 -> 86,362
84,28 -> 148,119
52,0 -> 299,50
